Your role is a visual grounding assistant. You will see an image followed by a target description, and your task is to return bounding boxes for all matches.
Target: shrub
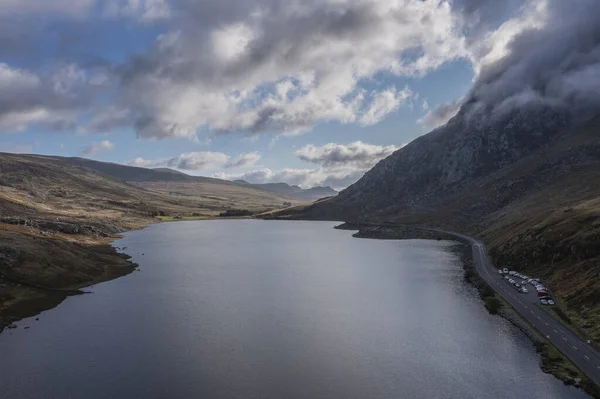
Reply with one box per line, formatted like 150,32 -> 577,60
484,296 -> 501,314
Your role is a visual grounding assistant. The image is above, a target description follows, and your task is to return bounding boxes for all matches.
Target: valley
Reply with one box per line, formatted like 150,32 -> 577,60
0,154 -> 304,331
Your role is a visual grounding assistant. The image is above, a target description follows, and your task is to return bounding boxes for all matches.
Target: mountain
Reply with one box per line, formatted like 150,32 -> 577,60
275,105 -> 600,343
236,181 -> 337,202
46,156 -> 304,209
51,156 -> 229,184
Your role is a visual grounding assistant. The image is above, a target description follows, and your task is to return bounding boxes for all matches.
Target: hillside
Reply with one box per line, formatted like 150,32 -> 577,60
237,181 -> 338,202
0,153 -> 301,331
272,109 -> 600,341
53,156 -> 234,184
49,156 -> 305,209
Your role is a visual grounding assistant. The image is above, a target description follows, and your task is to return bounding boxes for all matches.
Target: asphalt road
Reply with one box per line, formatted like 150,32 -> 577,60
434,229 -> 600,387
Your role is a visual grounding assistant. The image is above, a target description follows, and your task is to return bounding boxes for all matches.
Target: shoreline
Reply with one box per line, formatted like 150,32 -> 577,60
2,218 -> 598,396
0,226 -> 145,333
0,215 -> 266,333
339,221 -> 600,398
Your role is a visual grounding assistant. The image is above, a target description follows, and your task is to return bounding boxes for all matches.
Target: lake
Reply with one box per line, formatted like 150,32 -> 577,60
0,220 -> 589,398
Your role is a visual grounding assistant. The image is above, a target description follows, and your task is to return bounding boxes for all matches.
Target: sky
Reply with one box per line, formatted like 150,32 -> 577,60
0,0 -> 598,189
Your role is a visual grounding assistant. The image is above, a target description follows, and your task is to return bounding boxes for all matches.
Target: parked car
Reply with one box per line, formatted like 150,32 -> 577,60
521,287 -> 528,293
538,291 -> 549,297
498,269 -> 503,274
509,271 -> 516,276
504,275 -> 510,280
503,268 -> 509,274
515,283 -> 521,288
540,298 -> 549,305
540,296 -> 555,305
521,280 -> 527,285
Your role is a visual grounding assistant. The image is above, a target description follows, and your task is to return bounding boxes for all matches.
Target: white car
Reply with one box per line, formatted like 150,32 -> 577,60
540,299 -> 549,305
503,268 -> 509,274
509,271 -> 516,276
547,299 -> 555,305
521,287 -> 528,293
515,283 -> 521,288
498,269 -> 503,274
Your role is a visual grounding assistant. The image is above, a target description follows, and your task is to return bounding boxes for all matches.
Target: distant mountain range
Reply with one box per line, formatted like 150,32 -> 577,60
52,157 -> 233,184
47,156 -> 336,202
235,181 -> 337,202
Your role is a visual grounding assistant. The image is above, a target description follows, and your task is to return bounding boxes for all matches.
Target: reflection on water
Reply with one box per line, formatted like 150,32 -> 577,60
0,220 -> 589,399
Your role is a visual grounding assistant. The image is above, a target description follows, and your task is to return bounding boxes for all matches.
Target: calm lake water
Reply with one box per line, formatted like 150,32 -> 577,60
0,220 -> 590,399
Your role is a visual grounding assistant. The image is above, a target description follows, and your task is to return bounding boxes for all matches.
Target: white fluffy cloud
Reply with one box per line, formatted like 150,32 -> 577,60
297,141 -> 398,166
81,140 -> 115,155
119,0 -> 467,139
216,141 -> 401,189
225,152 -> 261,168
128,151 -> 260,170
0,63 -> 99,132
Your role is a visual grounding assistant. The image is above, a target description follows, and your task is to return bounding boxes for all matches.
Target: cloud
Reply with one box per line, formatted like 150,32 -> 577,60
0,63 -> 99,132
462,0 -> 600,122
296,141 -> 398,168
1,0 -> 597,141
128,151 -> 261,170
215,167 -> 367,191
359,87 -> 413,126
81,140 -> 115,155
225,152 -> 261,168
118,0 -> 467,139
0,0 -> 95,17
169,151 -> 230,170
417,98 -> 463,128
103,0 -> 171,22
80,106 -> 132,134
217,141 -> 401,189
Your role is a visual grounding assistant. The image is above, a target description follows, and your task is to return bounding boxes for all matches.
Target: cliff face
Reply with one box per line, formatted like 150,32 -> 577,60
331,104 -> 570,220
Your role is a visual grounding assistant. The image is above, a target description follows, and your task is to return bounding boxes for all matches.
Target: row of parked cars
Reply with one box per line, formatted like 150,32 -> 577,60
499,268 -> 555,305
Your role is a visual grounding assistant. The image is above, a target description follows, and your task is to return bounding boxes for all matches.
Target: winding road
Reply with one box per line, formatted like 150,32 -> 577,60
434,228 -> 600,387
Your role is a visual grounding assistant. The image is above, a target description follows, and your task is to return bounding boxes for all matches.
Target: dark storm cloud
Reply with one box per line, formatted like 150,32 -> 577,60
465,0 -> 600,121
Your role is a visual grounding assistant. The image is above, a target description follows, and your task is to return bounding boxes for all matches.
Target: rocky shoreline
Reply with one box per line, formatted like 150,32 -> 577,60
0,225 -> 140,334
335,222 -> 463,241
